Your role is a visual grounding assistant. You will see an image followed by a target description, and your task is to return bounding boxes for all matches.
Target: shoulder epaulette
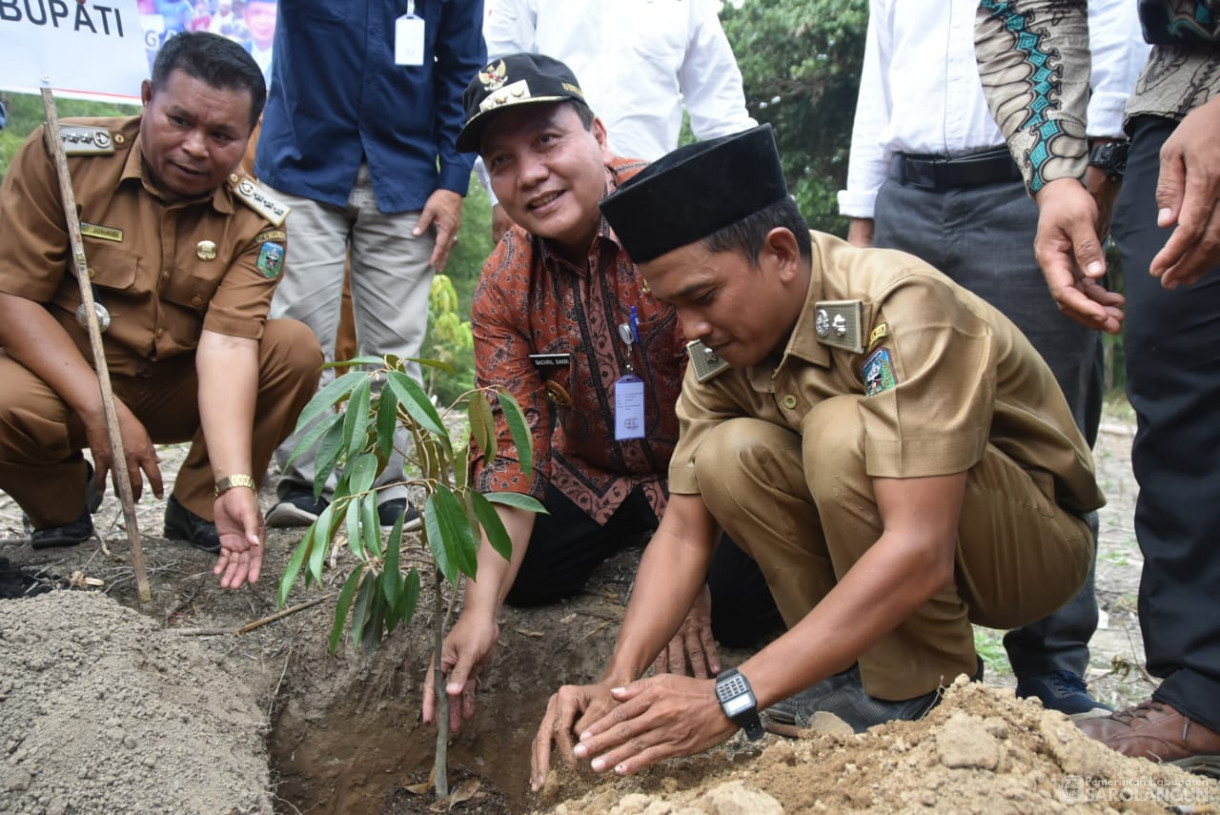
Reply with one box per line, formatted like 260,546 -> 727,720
228,174 -> 289,227
813,300 -> 865,354
58,125 -> 119,156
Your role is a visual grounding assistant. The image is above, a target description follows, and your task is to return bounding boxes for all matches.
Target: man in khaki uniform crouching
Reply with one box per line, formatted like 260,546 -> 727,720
0,32 -> 321,589
529,124 -> 1103,787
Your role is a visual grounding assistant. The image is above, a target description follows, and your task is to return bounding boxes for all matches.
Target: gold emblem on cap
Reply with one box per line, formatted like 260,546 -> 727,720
478,59 -> 508,91
196,240 -> 217,261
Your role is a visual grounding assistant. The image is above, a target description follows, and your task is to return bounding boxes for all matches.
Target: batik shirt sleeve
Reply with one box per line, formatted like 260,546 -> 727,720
975,0 -> 1093,194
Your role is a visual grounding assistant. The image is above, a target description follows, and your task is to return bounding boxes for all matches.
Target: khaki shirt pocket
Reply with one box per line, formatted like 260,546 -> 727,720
60,240 -> 139,313
161,260 -> 226,314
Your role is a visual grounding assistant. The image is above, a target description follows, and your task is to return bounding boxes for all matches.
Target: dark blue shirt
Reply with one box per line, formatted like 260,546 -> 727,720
256,0 -> 485,213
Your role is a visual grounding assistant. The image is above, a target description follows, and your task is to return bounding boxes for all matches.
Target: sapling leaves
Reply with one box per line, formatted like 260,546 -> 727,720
499,389 -> 532,479
426,486 -> 478,586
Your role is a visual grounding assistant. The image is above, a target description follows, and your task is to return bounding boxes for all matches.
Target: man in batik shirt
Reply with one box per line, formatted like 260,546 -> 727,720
421,53 -> 782,733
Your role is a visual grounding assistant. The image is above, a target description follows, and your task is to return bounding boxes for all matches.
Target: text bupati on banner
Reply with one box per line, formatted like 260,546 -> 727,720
0,0 -> 145,101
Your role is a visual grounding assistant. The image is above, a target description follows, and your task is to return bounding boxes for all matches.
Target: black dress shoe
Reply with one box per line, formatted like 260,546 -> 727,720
24,461 -> 102,550
28,510 -> 96,550
164,496 -> 221,553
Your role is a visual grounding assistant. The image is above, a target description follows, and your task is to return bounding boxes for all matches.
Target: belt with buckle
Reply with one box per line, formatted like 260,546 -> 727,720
890,147 -> 1023,191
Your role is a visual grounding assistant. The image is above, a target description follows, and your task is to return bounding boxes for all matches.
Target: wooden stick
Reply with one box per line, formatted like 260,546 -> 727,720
171,593 -> 333,637
39,85 -> 151,603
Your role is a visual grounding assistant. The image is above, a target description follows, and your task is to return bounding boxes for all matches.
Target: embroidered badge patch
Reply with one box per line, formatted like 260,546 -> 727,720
257,241 -> 284,278
862,348 -> 897,396
478,59 -> 508,90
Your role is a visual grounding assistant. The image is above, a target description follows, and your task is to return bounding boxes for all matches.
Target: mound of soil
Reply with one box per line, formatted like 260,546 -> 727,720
0,591 -> 272,814
534,678 -> 1220,814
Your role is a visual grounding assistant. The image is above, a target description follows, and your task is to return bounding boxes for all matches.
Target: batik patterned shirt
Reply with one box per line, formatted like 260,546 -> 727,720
470,157 -> 687,524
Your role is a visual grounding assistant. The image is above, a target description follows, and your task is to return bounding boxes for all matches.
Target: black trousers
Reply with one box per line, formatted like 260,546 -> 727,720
872,174 -> 1103,679
505,483 -> 784,648
1112,116 -> 1220,732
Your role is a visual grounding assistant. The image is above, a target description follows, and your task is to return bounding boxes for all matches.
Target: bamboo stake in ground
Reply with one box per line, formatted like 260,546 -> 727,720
40,83 -> 151,603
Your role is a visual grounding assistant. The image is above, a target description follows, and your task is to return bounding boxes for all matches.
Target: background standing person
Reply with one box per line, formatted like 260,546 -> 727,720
242,0 -> 276,84
477,0 -> 756,242
838,0 -> 1146,720
976,0 -> 1220,772
0,32 -> 321,589
256,0 -> 485,530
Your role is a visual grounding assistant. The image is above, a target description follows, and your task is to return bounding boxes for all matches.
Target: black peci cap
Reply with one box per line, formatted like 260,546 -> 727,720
599,125 -> 788,263
457,52 -> 588,153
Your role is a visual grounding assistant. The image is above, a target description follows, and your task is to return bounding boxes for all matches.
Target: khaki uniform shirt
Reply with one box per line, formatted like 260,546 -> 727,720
0,115 -> 287,378
671,232 -> 1105,514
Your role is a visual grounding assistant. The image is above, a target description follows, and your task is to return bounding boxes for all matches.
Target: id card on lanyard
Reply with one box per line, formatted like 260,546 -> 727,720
395,0 -> 426,66
615,306 -> 646,441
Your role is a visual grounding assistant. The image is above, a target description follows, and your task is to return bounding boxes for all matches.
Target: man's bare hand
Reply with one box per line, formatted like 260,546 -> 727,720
847,217 -> 875,248
213,487 -> 264,589
1033,178 -> 1126,334
530,681 -> 620,791
422,611 -> 500,732
570,674 -> 736,778
83,399 -> 163,502
1151,96 -> 1220,289
415,189 -> 464,272
652,583 -> 721,679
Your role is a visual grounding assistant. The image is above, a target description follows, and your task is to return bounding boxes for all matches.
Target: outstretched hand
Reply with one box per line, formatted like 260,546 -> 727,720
213,488 -> 264,589
1033,178 -> 1126,334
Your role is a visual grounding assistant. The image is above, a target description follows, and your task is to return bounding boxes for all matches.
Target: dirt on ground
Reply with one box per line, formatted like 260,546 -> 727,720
1,400 -> 1218,814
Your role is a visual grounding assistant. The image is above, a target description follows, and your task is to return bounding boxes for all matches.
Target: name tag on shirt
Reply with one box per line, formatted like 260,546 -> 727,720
395,14 -> 426,66
614,375 -> 645,440
529,353 -> 571,370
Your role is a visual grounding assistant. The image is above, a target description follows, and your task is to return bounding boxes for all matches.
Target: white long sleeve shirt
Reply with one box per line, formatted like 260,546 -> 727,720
838,0 -> 1148,219
483,0 -> 756,162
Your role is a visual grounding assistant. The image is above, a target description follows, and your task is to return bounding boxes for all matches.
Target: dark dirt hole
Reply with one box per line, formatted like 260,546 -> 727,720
266,585 -> 633,815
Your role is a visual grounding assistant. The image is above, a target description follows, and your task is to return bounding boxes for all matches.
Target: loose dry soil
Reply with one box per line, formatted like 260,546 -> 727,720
1,400 -> 1217,814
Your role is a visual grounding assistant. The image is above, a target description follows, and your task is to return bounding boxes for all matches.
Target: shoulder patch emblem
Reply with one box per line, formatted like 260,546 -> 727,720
230,175 -> 290,226
257,241 -> 285,278
58,125 -> 115,156
813,300 -> 865,353
862,348 -> 898,396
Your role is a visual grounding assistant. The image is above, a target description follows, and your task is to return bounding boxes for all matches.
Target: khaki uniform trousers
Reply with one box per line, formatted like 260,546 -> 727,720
0,319 -> 322,528
693,395 -> 1093,701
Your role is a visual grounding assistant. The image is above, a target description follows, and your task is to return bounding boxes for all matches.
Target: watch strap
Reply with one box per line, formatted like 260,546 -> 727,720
714,668 -> 765,741
1088,140 -> 1129,182
214,474 -> 257,497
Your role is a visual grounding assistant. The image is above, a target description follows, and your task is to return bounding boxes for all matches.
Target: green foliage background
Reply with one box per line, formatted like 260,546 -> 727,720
0,93 -> 138,179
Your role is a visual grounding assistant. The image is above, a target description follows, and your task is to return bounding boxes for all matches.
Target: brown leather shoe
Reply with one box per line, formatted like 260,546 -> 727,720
1078,699 -> 1220,777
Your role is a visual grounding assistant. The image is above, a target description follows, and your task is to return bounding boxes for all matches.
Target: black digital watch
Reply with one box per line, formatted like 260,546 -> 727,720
714,667 -> 765,741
